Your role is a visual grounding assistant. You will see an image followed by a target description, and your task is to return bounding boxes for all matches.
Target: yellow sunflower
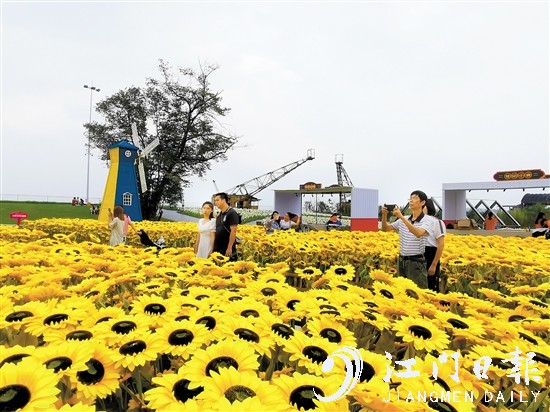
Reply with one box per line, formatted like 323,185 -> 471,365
155,319 -> 212,360
112,330 -> 164,371
184,339 -> 259,381
272,372 -> 348,411
34,340 -> 94,379
305,316 -> 357,347
0,357 -> 60,411
69,342 -> 120,404
393,316 -> 451,353
0,345 -> 36,368
282,331 -> 339,376
219,316 -> 274,357
144,367 -> 204,410
199,367 -> 287,411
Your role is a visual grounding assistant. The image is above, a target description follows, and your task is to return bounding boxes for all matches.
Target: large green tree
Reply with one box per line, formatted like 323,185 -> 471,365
85,60 -> 238,219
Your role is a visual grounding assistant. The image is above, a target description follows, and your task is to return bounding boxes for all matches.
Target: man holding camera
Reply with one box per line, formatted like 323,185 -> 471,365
381,190 -> 433,289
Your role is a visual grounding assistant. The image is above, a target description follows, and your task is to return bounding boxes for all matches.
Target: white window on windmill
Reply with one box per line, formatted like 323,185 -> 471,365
123,192 -> 132,206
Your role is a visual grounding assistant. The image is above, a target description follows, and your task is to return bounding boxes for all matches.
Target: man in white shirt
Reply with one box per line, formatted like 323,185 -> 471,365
381,190 -> 433,289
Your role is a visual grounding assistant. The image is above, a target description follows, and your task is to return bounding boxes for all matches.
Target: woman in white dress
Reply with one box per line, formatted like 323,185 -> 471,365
194,201 -> 216,258
108,206 -> 125,246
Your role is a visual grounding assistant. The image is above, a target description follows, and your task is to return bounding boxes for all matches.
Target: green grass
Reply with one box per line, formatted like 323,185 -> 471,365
0,201 -> 98,224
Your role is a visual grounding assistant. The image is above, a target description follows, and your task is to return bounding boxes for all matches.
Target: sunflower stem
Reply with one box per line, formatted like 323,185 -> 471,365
264,345 -> 281,381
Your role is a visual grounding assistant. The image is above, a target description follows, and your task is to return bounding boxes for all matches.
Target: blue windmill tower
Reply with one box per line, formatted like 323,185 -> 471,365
98,124 -> 160,222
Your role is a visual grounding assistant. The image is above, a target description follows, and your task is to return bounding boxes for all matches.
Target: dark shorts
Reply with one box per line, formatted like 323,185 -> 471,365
398,255 -> 428,289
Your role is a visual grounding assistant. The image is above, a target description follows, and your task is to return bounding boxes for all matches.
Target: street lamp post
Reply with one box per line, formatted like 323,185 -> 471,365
83,84 -> 100,203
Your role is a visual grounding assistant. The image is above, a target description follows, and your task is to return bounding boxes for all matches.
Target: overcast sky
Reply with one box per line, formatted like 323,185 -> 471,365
2,1 -> 549,211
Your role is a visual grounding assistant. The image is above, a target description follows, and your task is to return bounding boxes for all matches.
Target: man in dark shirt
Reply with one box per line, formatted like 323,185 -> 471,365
213,192 -> 239,260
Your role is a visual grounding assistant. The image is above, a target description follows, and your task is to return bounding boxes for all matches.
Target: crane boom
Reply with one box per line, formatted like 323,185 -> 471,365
225,149 -> 315,197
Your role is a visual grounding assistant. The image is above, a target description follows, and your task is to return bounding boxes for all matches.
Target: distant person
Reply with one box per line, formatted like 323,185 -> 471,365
280,212 -> 299,230
534,212 -> 546,229
72,197 -> 77,206
108,206 -> 125,246
122,209 -> 138,243
423,198 -> 446,293
381,190 -> 433,289
79,197 -> 85,206
213,192 -> 239,261
266,211 -> 282,233
484,211 -> 498,230
326,213 -> 343,229
194,201 -> 216,258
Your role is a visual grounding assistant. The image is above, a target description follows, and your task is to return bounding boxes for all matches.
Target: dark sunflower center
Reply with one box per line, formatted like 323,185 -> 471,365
271,323 -> 294,339
196,295 -> 209,300
439,300 -> 451,307
316,297 -> 328,301
287,300 -> 300,310
319,304 -> 337,311
290,385 -> 324,410
172,379 -> 204,402
533,352 -> 550,365
320,310 -> 340,316
432,377 -> 451,392
427,401 -> 459,412
165,271 -> 177,277
119,340 -> 146,355
362,311 -> 377,321
529,299 -> 547,308
240,309 -> 260,318
334,268 -> 347,275
43,313 -> 69,325
518,333 -> 537,345
144,303 -> 166,315
235,328 -> 260,343
337,285 -> 348,291
85,290 -> 100,298
146,285 -> 159,289
0,354 -> 30,368
0,384 -> 31,411
320,328 -> 342,343
175,315 -> 190,321
224,385 -> 256,403
508,315 -> 525,322
261,287 -> 276,296
5,311 -> 33,322
180,290 -> 190,296
380,289 -> 394,299
196,316 -> 216,330
45,356 -> 73,373
66,330 -> 93,341
168,329 -> 194,346
408,325 -> 433,339
406,289 -> 419,299
447,319 -> 468,329
303,346 -> 328,364
77,359 -> 105,385
229,296 -> 243,301
364,301 -> 378,308
359,362 -> 375,383
111,321 -> 137,334
181,303 -> 199,309
206,357 -> 239,376
492,358 -> 510,370
303,269 -> 315,275
95,316 -> 112,324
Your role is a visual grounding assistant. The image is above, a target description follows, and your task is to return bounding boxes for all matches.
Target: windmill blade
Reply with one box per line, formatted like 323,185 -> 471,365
138,161 -> 147,193
131,123 -> 141,149
141,137 -> 160,157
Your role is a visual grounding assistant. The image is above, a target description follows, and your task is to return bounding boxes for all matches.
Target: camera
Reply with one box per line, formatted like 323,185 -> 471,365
384,204 -> 396,212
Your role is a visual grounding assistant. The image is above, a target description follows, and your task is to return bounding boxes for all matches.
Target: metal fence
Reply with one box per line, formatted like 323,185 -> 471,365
1,194 -> 102,204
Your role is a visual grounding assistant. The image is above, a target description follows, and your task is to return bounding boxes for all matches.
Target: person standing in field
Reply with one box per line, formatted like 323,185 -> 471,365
423,198 -> 446,292
108,206 -> 125,246
213,192 -> 239,261
195,201 -> 216,258
381,190 -> 433,289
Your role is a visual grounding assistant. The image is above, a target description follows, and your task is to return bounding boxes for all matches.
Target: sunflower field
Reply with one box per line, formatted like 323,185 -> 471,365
1,218 -> 548,412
